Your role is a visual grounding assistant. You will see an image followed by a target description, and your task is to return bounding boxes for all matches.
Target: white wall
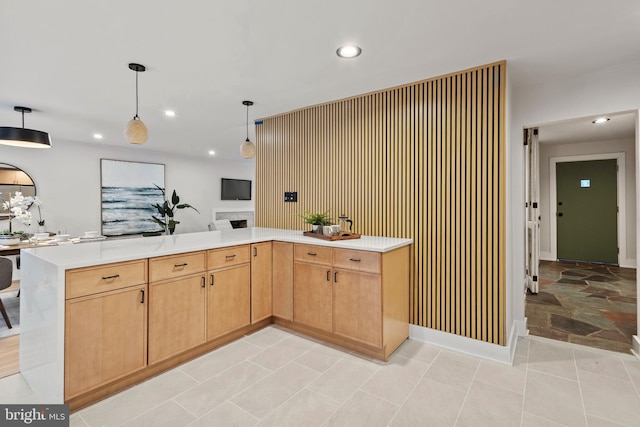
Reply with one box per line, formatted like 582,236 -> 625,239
1,140 -> 255,237
508,59 -> 640,335
538,139 -> 636,266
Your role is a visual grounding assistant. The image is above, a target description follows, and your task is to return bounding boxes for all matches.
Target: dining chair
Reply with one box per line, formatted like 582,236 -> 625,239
0,257 -> 13,329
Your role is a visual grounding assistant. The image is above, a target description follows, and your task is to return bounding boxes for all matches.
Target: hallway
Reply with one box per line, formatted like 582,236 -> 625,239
526,261 -> 637,353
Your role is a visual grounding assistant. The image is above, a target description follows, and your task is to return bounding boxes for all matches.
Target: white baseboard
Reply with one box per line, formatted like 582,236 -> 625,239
539,252 -> 554,261
633,336 -> 640,359
409,320 -> 527,365
620,258 -> 636,268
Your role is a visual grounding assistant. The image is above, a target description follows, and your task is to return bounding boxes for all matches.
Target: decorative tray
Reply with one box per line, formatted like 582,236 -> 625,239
302,231 -> 361,241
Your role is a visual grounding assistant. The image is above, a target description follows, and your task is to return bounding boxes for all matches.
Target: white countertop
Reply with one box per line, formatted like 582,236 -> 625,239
22,227 -> 413,269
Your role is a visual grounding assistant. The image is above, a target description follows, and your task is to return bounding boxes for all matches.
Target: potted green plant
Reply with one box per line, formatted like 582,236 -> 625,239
300,210 -> 332,233
151,185 -> 199,235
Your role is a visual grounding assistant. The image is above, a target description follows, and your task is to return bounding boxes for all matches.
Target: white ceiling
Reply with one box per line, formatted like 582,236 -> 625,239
1,0 -> 639,159
539,111 -> 636,145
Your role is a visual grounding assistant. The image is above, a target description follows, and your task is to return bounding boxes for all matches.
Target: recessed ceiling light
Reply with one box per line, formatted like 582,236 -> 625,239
592,117 -> 610,124
93,133 -> 103,139
165,110 -> 176,117
336,45 -> 362,59
208,150 -> 215,156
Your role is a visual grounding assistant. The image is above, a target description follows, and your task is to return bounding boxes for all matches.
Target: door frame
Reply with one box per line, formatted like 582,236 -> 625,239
549,152 -> 626,265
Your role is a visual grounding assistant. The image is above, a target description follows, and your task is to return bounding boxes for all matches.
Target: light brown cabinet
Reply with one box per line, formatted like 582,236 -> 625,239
290,243 -> 409,360
148,271 -> 207,364
293,261 -> 333,331
272,241 -> 293,320
207,263 -> 251,340
251,242 -> 272,323
332,268 -> 382,347
64,260 -> 148,401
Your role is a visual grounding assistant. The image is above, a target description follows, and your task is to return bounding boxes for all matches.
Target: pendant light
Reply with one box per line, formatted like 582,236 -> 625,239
124,63 -> 148,144
0,106 -> 52,148
240,100 -> 256,159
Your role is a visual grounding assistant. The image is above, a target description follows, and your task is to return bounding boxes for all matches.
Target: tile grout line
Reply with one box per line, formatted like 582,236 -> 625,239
318,357 -> 383,426
519,341 -> 530,427
382,356 -> 434,426
571,349 -> 590,427
451,357 -> 481,427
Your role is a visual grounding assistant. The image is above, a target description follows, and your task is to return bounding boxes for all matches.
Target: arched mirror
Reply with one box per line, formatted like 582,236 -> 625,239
0,163 -> 37,218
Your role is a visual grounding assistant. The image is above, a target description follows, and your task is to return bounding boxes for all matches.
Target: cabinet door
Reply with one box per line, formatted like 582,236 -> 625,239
272,241 -> 293,320
148,273 -> 206,364
207,264 -> 251,340
65,284 -> 147,399
333,269 -> 382,347
293,262 -> 332,332
251,242 -> 272,323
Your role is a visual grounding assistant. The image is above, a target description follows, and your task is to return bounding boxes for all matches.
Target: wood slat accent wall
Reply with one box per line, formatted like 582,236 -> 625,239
256,62 -> 506,344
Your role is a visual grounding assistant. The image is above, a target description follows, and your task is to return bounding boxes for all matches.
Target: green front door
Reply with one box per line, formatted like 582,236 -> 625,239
556,159 -> 618,264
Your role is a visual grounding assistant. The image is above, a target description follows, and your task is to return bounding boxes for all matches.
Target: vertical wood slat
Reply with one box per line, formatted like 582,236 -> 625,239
255,61 -> 506,345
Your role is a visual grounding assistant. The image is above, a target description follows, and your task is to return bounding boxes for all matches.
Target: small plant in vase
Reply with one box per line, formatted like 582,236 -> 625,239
151,185 -> 199,235
299,210 -> 332,233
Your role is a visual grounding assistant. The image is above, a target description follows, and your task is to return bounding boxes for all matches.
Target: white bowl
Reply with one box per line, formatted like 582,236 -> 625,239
54,234 -> 70,242
0,236 -> 20,246
84,231 -> 99,238
36,232 -> 50,240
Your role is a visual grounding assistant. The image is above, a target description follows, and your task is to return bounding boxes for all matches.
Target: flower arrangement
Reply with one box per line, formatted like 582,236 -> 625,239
1,192 -> 41,233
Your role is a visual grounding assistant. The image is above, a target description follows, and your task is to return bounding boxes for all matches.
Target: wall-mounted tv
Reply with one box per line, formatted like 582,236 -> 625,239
221,178 -> 252,200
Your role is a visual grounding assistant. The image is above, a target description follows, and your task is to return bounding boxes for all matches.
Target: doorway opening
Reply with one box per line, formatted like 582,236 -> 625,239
524,110 -> 637,354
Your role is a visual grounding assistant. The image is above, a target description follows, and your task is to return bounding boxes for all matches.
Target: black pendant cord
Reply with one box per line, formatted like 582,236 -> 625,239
134,71 -> 140,120
21,111 -> 25,128
245,104 -> 249,141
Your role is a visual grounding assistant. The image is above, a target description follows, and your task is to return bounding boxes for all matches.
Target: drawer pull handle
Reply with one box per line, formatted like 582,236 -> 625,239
201,276 -> 206,288
307,252 -> 317,256
210,274 -> 214,286
101,274 -> 120,280
225,255 -> 236,259
174,263 -> 188,268
140,290 -> 145,304
326,270 -> 330,281
253,247 -> 257,257
349,258 -> 361,262
334,271 -> 338,282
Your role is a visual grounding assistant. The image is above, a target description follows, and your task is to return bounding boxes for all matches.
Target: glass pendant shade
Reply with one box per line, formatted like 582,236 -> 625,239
240,100 -> 255,159
240,138 -> 256,158
124,117 -> 148,145
125,63 -> 147,144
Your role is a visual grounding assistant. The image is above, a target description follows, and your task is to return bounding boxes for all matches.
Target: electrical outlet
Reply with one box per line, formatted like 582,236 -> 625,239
284,192 -> 298,202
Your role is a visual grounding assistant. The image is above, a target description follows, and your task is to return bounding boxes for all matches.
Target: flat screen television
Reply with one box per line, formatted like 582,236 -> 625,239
221,178 -> 252,200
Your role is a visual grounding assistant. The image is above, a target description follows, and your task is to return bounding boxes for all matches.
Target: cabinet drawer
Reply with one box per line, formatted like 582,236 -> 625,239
66,259 -> 148,300
208,245 -> 250,270
333,249 -> 380,273
149,251 -> 206,282
294,244 -> 332,265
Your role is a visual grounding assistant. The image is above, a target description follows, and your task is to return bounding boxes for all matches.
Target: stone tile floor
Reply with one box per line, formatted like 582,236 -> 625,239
526,260 -> 637,353
3,327 -> 640,426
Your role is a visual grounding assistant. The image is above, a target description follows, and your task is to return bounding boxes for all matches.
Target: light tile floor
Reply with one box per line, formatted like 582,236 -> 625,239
2,326 -> 640,426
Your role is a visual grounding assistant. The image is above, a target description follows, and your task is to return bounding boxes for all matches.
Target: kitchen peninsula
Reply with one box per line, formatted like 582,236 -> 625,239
19,227 -> 412,409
